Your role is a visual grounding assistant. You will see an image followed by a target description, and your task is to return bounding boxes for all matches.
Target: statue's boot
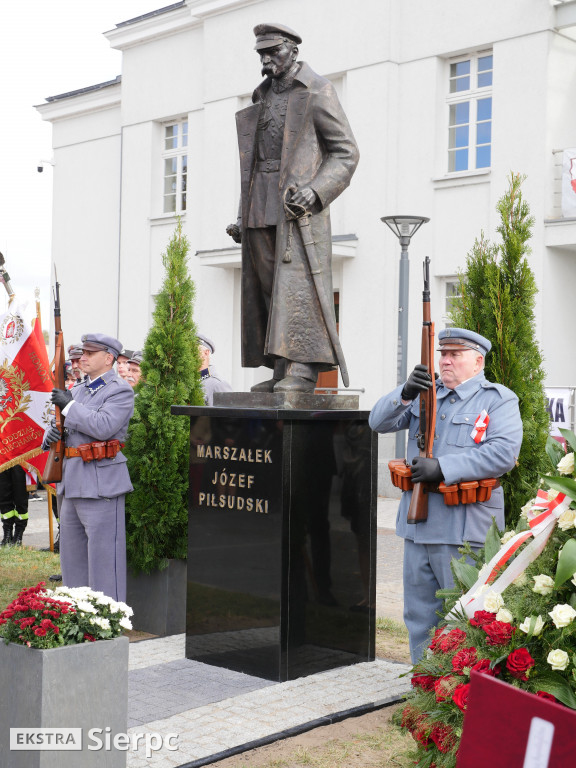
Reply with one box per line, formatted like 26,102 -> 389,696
251,359 -> 287,393
274,362 -> 318,393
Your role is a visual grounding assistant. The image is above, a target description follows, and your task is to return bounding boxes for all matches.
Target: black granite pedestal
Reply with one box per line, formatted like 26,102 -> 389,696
172,401 -> 377,682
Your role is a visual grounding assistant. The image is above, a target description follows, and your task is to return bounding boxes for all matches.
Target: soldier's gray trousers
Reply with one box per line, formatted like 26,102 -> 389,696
403,539 -> 477,664
59,494 -> 127,602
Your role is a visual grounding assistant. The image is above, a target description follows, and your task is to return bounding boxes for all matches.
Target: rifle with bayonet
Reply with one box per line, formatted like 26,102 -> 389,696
406,257 -> 437,524
43,280 -> 65,483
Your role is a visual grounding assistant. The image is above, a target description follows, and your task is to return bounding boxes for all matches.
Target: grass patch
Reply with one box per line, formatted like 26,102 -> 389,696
375,617 -> 410,664
0,547 -> 60,608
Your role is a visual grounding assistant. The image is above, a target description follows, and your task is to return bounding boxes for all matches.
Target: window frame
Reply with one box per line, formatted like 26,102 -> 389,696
446,51 -> 493,174
442,277 -> 462,325
162,119 -> 188,215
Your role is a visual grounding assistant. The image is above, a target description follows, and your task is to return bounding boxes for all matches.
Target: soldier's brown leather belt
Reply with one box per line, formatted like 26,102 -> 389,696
256,159 -> 281,173
388,459 -> 500,506
65,440 -> 124,462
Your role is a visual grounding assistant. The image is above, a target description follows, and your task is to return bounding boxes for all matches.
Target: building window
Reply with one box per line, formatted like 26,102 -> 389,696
447,53 -> 492,173
444,278 -> 461,324
163,120 -> 188,213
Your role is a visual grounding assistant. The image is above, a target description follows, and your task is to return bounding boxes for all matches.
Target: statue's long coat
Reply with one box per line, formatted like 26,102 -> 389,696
235,62 -> 359,369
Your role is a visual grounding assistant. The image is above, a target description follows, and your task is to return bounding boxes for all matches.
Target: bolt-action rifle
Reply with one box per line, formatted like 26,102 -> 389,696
43,280 -> 65,483
406,257 -> 437,524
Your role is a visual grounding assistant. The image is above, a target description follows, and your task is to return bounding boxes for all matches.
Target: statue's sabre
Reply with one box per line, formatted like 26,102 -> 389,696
284,194 -> 349,387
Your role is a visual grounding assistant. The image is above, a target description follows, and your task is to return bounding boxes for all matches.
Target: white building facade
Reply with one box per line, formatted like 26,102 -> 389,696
37,0 -> 576,477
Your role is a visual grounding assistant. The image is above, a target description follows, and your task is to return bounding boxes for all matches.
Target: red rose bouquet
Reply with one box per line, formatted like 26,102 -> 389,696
397,430 -> 576,767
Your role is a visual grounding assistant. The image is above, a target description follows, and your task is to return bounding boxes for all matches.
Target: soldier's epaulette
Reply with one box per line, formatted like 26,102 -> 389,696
480,381 -> 512,398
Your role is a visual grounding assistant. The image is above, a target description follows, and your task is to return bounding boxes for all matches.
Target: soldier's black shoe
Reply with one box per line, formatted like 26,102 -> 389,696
49,574 -> 62,582
1,523 -> 14,547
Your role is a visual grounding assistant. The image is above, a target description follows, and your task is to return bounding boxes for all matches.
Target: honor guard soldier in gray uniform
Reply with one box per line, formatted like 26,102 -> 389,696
42,333 -> 135,601
198,334 -> 232,406
369,328 -> 523,662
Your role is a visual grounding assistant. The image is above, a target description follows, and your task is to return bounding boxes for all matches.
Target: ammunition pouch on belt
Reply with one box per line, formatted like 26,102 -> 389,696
388,459 -> 499,506
65,440 -> 124,463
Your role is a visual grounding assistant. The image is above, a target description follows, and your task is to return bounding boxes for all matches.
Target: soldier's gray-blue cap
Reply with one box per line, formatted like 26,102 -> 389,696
253,23 -> 302,50
197,334 -> 215,354
80,333 -> 123,359
437,328 -> 491,357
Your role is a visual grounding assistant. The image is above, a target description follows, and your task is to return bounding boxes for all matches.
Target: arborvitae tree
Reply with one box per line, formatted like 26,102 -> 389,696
450,172 -> 550,526
125,221 -> 204,573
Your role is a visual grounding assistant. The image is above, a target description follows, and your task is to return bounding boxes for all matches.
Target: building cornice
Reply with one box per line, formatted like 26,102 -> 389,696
35,82 -> 121,123
105,0 -> 262,50
105,3 -> 197,50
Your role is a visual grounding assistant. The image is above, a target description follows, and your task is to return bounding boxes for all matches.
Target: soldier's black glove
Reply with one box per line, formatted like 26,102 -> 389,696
42,425 -> 62,450
401,364 -> 433,401
410,457 -> 444,484
51,388 -> 73,410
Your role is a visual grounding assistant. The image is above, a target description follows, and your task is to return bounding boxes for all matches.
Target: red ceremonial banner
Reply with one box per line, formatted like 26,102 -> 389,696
0,309 -> 53,475
457,671 -> 576,767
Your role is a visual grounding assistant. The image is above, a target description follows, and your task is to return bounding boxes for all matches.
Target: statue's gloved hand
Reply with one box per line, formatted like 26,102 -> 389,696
226,223 -> 242,244
410,457 -> 444,484
51,388 -> 73,410
42,425 -> 62,450
401,364 -> 433,401
289,186 -> 317,211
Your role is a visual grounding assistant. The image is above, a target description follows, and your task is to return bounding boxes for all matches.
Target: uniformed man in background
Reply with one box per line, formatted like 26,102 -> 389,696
198,334 -> 232,406
42,333 -> 134,601
369,328 -> 523,662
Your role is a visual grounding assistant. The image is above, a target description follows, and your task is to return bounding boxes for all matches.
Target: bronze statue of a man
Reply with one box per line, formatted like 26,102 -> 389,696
227,23 -> 359,393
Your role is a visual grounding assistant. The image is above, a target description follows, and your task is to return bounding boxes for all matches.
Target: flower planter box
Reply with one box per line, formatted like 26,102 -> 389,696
127,558 -> 186,636
0,635 -> 128,767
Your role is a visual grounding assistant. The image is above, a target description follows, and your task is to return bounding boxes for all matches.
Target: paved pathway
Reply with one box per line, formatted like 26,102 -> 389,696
21,490 -> 408,767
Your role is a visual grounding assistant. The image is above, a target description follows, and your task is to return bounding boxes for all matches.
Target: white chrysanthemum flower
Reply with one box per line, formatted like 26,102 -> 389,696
500,530 -> 516,545
75,600 -> 97,614
89,616 -> 111,630
119,617 -> 133,630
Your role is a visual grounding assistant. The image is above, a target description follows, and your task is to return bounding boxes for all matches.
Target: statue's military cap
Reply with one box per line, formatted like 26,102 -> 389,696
253,23 -> 302,50
197,333 -> 215,354
80,333 -> 123,359
437,327 -> 491,357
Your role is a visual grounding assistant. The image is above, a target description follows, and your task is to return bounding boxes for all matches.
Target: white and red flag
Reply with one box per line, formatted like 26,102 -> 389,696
0,306 -> 53,475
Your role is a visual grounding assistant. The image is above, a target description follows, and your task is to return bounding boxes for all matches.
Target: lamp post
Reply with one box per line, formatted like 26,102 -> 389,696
380,215 -> 430,458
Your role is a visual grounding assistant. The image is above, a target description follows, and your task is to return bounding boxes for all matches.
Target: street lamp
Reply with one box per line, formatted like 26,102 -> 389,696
380,215 -> 430,458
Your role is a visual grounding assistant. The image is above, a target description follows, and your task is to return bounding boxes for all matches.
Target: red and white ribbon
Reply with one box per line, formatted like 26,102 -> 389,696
447,491 -> 570,620
471,409 -> 489,443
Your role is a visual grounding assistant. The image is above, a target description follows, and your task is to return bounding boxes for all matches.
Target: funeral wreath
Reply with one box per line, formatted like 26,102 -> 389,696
397,428 -> 576,767
0,582 -> 133,648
